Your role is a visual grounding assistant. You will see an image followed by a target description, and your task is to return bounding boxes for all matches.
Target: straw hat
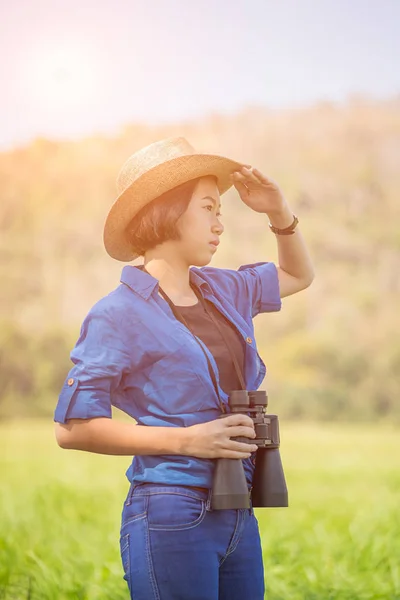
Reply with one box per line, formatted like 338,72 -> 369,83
103,136 -> 244,261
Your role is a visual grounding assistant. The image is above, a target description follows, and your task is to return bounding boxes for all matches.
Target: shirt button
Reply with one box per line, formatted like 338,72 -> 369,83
246,337 -> 253,344
67,378 -> 74,386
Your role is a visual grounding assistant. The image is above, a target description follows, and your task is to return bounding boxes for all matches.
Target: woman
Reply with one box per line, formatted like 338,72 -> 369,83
54,137 -> 314,599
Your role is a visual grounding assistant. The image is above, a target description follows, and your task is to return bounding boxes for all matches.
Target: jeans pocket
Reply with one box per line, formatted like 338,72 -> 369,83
120,532 -> 130,580
121,494 -> 147,529
147,491 -> 206,531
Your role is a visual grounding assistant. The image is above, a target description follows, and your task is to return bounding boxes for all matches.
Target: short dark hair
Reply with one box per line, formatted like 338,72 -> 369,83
126,176 -> 216,256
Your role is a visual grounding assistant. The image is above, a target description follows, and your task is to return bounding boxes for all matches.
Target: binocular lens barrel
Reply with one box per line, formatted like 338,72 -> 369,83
211,389 -> 288,510
252,447 -> 288,507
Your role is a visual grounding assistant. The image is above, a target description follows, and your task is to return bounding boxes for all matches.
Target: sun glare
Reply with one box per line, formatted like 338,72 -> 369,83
26,41 -> 100,114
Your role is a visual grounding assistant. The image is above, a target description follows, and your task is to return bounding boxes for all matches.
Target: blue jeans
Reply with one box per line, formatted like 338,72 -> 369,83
119,483 -> 265,600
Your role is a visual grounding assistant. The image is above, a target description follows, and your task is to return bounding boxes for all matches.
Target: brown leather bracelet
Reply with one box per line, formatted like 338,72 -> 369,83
269,214 -> 299,235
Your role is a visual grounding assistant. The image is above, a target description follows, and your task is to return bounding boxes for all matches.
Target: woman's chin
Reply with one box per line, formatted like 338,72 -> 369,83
191,254 -> 214,268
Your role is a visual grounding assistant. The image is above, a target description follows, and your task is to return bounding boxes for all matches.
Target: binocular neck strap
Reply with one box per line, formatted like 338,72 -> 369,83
155,276 -> 247,394
190,284 -> 247,392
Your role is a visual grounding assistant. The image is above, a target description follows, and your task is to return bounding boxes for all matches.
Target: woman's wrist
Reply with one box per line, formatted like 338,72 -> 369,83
173,426 -> 192,455
266,204 -> 295,229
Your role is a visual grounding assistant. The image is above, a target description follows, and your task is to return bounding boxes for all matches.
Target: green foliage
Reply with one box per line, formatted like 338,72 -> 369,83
0,98 -> 399,421
260,328 -> 400,423
0,322 -> 75,419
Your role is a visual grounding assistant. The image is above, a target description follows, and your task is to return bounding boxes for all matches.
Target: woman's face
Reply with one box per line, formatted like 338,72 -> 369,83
175,176 -> 224,267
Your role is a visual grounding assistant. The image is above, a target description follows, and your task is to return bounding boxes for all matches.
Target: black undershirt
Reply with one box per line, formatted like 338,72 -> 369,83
137,265 -> 245,395
177,298 -> 245,396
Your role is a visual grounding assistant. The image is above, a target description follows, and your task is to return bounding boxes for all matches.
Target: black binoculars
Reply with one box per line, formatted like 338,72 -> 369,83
211,390 -> 288,510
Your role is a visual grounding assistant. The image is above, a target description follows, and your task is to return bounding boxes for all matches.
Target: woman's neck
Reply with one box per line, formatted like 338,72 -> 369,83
143,256 -> 192,297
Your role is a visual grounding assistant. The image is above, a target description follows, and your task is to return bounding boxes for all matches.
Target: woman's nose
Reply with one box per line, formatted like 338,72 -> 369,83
213,220 -> 224,235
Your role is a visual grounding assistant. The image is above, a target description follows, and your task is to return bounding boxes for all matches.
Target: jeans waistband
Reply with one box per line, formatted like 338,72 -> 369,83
133,483 -> 209,497
131,483 -> 253,511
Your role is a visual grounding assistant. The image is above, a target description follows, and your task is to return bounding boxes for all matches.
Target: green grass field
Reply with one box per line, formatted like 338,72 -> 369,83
1,420 -> 399,600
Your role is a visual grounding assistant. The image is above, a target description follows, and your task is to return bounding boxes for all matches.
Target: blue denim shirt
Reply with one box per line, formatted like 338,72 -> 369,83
54,262 -> 281,488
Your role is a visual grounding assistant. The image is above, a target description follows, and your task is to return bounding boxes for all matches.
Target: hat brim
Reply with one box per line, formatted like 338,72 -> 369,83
103,152 -> 243,261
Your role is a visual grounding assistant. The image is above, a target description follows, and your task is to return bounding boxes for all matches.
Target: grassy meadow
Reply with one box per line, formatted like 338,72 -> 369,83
1,420 -> 399,600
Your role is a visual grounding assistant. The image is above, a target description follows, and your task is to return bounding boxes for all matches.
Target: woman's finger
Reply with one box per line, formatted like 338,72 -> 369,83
252,168 -> 279,188
231,171 -> 248,183
232,180 -> 250,198
240,167 -> 263,184
227,440 -> 258,453
219,451 -> 253,459
251,168 -> 270,184
227,426 -> 256,439
222,413 -> 254,428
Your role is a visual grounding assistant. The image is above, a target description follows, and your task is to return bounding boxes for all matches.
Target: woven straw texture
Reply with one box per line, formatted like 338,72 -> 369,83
103,137 -> 243,261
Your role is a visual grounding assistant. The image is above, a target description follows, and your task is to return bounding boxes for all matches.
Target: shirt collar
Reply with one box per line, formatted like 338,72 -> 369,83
120,264 -> 212,300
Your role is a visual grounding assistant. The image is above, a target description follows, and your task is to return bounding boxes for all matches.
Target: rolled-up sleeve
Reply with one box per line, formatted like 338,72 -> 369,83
237,261 -> 281,317
200,261 -> 281,318
54,305 -> 132,424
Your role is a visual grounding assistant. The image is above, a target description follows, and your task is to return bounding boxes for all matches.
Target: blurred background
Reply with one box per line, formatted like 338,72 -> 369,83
1,1 -> 400,598
1,0 -> 399,423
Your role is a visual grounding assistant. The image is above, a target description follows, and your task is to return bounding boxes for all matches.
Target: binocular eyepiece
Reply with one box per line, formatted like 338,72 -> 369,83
211,389 -> 288,510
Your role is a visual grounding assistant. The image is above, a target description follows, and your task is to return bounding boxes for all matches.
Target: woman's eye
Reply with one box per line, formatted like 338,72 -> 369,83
205,205 -> 222,218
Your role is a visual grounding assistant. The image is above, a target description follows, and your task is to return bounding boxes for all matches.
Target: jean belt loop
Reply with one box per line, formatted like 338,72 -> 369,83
206,488 -> 213,512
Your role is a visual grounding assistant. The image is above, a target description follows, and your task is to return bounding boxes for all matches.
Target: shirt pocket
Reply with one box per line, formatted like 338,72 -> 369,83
54,378 -> 79,423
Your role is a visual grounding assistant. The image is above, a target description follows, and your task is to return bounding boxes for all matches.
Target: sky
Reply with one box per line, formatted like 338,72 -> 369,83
1,0 -> 399,150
